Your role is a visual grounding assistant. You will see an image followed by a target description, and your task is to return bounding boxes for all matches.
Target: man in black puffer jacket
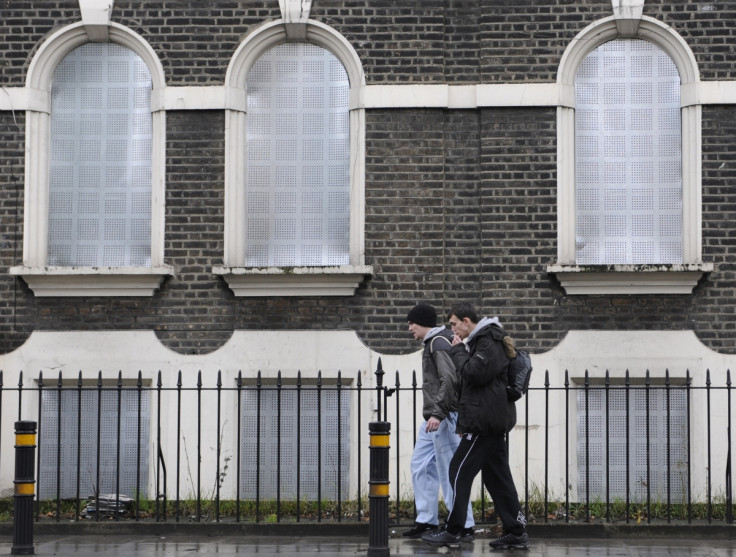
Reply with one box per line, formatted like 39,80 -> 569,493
421,302 -> 529,550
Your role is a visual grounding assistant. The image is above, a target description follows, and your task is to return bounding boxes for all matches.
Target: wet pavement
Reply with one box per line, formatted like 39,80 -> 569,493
2,534 -> 736,556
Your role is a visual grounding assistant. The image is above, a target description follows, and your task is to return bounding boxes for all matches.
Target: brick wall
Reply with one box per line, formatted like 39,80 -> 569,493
2,2 -> 736,356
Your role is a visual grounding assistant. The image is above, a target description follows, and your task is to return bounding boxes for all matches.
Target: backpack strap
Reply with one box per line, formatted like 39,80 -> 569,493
428,333 -> 452,354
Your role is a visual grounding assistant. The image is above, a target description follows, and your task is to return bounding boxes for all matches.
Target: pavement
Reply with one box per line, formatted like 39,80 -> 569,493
2,533 -> 736,556
2,525 -> 736,556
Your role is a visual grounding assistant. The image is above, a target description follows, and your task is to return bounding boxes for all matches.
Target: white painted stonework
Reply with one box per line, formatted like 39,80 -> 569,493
0,329 -> 732,505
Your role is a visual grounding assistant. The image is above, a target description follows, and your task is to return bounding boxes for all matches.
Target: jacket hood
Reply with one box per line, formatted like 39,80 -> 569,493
465,316 -> 500,344
423,325 -> 448,343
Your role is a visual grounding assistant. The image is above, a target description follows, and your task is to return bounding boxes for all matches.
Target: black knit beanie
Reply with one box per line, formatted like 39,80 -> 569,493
407,303 -> 437,328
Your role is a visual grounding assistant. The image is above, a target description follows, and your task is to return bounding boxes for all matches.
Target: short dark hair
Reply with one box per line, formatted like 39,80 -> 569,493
447,302 -> 479,324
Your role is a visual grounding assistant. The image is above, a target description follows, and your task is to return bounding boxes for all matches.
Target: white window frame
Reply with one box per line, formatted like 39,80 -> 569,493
9,22 -> 174,297
548,16 -> 712,295
214,20 -> 373,297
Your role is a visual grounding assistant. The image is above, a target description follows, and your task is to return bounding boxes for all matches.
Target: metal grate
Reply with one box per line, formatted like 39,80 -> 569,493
577,387 -> 688,503
39,388 -> 150,500
240,388 -> 350,501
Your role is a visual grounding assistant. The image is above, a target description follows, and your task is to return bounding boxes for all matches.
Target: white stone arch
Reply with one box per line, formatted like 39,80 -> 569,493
550,15 -> 709,295
216,19 -> 372,296
12,21 -> 173,296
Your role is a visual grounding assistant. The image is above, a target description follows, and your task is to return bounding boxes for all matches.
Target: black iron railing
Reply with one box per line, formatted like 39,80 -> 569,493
0,365 -> 732,525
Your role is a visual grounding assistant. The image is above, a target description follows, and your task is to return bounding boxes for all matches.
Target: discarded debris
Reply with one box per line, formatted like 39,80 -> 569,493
81,494 -> 134,519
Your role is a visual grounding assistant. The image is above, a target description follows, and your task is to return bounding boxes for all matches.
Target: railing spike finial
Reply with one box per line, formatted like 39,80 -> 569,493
375,357 -> 384,387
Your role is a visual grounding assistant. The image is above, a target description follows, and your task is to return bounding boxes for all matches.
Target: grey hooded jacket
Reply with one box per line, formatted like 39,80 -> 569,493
421,327 -> 459,421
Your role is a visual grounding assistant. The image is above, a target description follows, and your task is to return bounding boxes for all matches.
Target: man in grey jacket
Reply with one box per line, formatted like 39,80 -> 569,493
402,303 -> 475,539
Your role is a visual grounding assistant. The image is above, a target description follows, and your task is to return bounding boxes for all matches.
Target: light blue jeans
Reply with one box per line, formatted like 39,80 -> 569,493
410,412 -> 475,527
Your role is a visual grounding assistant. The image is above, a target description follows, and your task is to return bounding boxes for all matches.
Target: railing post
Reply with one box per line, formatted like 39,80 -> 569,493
12,420 -> 37,556
368,420 -> 390,557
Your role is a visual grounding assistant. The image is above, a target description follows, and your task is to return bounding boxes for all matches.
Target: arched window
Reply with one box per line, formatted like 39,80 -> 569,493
244,43 -> 350,267
217,20 -> 372,296
574,39 -> 682,266
10,22 -> 172,296
549,16 -> 712,294
49,43 -> 153,267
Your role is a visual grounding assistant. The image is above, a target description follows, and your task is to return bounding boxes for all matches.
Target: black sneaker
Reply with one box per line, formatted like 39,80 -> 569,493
402,522 -> 437,538
489,531 -> 530,550
420,527 -> 462,548
461,527 -> 475,542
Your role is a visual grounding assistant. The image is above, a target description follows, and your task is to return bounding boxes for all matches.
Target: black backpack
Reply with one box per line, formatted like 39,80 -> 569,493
494,325 -> 533,402
505,348 -> 533,402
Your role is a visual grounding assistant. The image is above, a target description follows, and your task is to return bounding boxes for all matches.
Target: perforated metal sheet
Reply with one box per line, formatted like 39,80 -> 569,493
575,39 -> 682,265
240,388 -> 350,501
49,43 -> 153,267
245,43 -> 350,267
38,389 -> 150,500
577,387 -> 688,503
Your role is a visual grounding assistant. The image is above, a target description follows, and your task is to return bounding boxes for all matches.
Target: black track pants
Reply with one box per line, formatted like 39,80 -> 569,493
446,432 -> 526,534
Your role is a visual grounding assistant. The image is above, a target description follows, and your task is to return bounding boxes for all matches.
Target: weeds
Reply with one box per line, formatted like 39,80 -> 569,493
8,492 -> 736,524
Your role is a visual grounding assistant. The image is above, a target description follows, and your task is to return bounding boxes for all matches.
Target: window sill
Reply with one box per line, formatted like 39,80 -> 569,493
9,266 -> 175,297
547,264 -> 714,295
212,265 -> 374,297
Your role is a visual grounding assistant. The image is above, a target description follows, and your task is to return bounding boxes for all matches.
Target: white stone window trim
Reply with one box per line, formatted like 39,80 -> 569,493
214,19 -> 373,297
549,15 -> 712,295
9,21 -> 174,297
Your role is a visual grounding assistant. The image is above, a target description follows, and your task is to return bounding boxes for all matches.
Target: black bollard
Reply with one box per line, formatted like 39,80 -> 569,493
12,421 -> 37,555
367,421 -> 390,557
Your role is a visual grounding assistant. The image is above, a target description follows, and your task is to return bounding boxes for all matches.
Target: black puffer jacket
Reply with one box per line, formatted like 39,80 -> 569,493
450,321 -> 516,435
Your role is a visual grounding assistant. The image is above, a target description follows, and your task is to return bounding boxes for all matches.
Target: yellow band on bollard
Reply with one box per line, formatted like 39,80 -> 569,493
369,483 -> 389,497
370,434 -> 390,447
14,483 -> 34,496
15,434 -> 36,447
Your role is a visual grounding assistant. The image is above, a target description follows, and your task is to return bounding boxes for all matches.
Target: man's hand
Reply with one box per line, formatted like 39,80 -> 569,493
451,333 -> 463,346
426,417 -> 441,432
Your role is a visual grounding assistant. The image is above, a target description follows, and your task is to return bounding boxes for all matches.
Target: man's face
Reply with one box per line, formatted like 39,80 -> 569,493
448,314 -> 473,340
408,321 -> 429,341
